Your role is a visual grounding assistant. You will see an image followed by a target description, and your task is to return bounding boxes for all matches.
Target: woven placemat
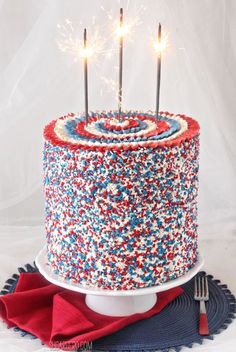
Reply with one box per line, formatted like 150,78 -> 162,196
1,264 -> 236,352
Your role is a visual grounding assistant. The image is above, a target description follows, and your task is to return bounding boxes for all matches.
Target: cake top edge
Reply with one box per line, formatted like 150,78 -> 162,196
44,110 -> 200,151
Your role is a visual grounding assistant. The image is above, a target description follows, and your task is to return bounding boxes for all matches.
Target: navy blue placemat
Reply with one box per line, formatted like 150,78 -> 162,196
1,264 -> 235,352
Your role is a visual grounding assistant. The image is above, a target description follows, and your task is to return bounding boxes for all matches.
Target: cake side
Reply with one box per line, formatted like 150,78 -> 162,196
43,111 -> 200,290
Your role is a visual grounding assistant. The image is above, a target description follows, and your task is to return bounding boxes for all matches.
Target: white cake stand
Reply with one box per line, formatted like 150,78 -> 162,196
35,246 -> 204,317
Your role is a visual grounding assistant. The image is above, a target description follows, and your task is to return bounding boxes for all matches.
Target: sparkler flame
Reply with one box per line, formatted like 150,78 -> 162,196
57,20 -> 104,62
113,18 -> 139,42
153,29 -> 168,54
116,24 -> 130,38
80,47 -> 93,58
100,5 -> 145,43
154,39 -> 167,53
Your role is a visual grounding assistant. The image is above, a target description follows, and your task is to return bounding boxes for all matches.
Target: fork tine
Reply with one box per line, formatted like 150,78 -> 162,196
205,276 -> 209,298
198,276 -> 201,297
194,276 -> 197,296
202,276 -> 205,296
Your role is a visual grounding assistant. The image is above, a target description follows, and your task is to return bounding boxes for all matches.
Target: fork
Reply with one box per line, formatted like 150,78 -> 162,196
194,275 -> 209,335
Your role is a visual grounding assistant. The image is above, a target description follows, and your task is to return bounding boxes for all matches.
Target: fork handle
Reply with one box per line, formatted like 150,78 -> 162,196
199,300 -> 209,335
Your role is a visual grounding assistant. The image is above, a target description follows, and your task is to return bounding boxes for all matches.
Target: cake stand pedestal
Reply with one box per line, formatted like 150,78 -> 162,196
35,247 -> 204,317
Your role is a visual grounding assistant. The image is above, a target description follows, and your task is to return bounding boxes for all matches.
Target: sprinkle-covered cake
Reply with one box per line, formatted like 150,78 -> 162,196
43,111 -> 200,290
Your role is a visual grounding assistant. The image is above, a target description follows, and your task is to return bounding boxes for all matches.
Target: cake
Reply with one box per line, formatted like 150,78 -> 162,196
43,111 -> 200,290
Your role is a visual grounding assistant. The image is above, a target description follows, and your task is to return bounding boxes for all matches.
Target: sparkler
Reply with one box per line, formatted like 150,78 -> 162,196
117,8 -> 124,120
154,23 -> 167,118
83,28 -> 89,123
114,6 -> 143,120
155,23 -> 162,118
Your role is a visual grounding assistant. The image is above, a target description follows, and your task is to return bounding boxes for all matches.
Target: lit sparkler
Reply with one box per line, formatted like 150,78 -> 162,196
83,28 -> 89,123
57,19 -> 104,62
153,23 -> 167,118
117,8 -> 124,120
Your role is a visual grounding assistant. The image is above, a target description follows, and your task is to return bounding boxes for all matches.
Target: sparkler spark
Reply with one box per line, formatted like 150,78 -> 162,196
116,24 -> 130,38
80,47 -> 93,58
153,36 -> 167,53
57,20 -> 105,62
112,15 -> 141,42
153,33 -> 168,53
100,77 -> 118,93
100,4 -> 145,43
151,27 -> 168,56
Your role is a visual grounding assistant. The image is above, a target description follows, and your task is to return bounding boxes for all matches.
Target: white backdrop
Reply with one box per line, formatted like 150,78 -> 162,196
0,1 -> 236,351
0,0 -> 236,234
0,0 -> 236,235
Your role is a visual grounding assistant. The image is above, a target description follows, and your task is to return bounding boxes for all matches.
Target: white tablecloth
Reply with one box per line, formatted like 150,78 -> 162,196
0,226 -> 235,352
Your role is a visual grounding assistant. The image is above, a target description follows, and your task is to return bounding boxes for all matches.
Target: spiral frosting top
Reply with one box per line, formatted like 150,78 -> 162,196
44,111 -> 199,151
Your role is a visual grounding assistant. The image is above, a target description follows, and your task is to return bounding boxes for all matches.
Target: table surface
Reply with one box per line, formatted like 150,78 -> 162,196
0,226 -> 235,352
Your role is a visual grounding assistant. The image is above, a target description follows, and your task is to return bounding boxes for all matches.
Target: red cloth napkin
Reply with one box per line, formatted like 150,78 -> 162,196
0,273 -> 183,351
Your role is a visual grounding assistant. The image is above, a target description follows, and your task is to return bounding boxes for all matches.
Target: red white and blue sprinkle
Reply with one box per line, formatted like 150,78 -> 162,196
43,111 -> 200,290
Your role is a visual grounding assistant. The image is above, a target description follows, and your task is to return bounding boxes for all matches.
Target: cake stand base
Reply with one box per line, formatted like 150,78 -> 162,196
35,247 -> 204,317
85,293 -> 157,316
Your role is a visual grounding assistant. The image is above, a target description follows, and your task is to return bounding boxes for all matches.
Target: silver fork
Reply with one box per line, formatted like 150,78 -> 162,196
194,275 -> 209,335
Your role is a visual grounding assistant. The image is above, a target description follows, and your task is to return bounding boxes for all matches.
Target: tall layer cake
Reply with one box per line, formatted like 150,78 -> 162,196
43,111 -> 200,290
